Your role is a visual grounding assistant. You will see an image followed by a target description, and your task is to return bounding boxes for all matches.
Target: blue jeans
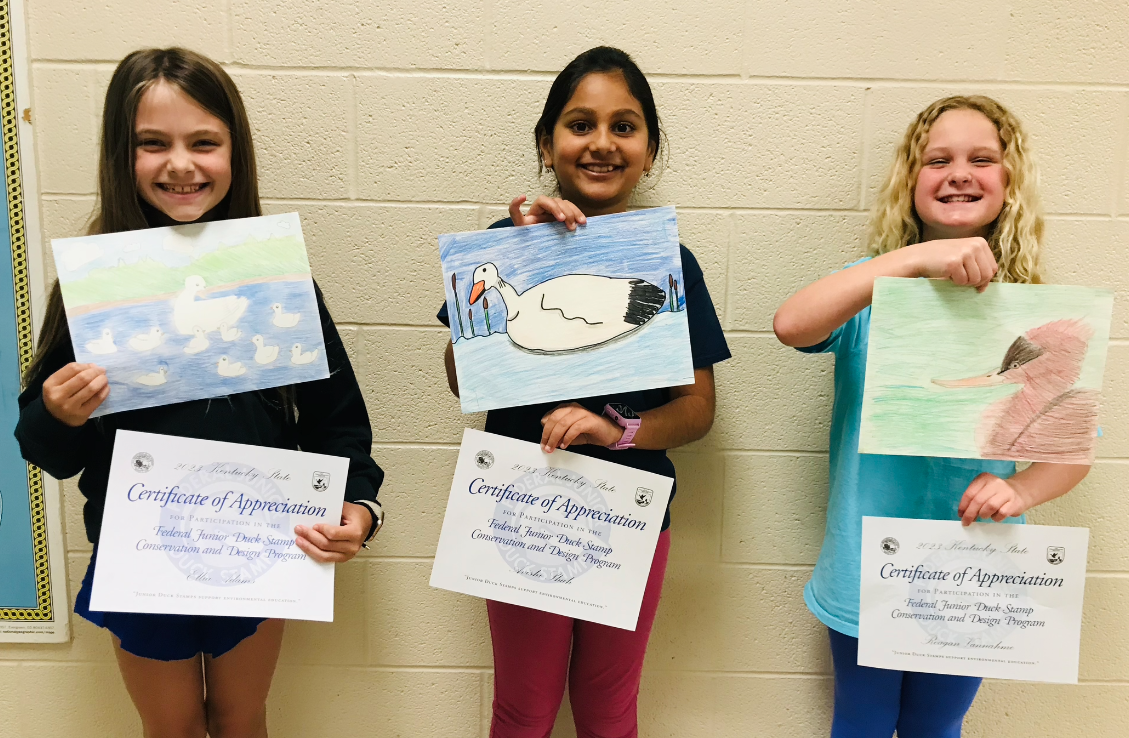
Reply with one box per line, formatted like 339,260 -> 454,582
828,628 -> 982,738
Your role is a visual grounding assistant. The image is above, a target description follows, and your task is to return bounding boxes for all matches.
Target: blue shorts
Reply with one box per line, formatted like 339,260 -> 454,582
74,548 -> 267,662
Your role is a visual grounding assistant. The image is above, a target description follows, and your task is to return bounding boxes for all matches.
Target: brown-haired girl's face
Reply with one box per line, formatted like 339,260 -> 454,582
540,71 -> 655,216
914,108 -> 1007,241
134,80 -> 232,223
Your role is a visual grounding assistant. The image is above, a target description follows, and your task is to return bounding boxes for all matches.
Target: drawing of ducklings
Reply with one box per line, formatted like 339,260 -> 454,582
136,367 -> 169,386
271,303 -> 300,328
184,327 -> 210,355
251,335 -> 279,364
128,327 -> 165,352
290,343 -> 318,365
216,356 -> 247,377
85,329 -> 117,355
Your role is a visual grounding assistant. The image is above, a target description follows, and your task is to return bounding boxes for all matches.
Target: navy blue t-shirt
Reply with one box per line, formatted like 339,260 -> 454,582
438,217 -> 730,531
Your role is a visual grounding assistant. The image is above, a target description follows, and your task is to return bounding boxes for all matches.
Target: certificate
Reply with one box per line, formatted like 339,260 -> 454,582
430,429 -> 673,630
90,430 -> 348,621
858,517 -> 1089,683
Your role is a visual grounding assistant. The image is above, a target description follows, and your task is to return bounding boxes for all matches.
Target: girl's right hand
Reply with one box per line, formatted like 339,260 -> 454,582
42,363 -> 109,427
508,195 -> 587,231
907,236 -> 998,291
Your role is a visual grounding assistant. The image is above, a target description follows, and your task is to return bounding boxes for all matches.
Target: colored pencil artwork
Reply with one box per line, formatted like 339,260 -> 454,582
50,213 -> 329,417
859,278 -> 1114,464
451,272 -> 466,338
438,207 -> 694,414
468,308 -> 476,337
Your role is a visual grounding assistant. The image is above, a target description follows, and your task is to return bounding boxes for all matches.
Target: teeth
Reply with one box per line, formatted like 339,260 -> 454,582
160,183 -> 205,194
941,195 -> 978,203
583,165 -> 617,173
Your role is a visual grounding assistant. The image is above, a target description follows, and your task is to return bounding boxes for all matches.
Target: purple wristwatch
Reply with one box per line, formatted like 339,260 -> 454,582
603,403 -> 641,450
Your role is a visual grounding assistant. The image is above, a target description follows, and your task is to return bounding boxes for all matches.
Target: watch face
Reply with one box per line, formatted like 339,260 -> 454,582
610,403 -> 638,420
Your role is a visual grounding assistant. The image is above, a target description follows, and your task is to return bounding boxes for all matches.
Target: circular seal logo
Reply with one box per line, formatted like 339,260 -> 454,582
131,452 -> 154,473
475,450 -> 495,469
153,462 -> 295,588
635,487 -> 654,507
881,537 -> 900,555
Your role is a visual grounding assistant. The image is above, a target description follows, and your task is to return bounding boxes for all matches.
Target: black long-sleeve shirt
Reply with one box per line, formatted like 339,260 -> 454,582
16,283 -> 383,545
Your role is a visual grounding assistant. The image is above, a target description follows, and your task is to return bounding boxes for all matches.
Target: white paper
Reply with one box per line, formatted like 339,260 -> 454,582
859,517 -> 1089,683
430,429 -> 673,630
91,430 -> 348,621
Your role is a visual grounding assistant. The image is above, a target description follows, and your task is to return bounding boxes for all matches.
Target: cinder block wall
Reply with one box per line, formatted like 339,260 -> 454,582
6,2 -> 1129,736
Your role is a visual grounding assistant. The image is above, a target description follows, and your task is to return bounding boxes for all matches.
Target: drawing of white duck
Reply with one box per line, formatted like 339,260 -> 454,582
173,275 -> 248,335
184,327 -> 210,355
85,329 -> 117,355
136,367 -> 169,386
128,327 -> 165,352
290,343 -> 318,365
219,323 -> 241,341
271,303 -> 300,328
251,335 -> 279,364
216,356 -> 246,377
466,262 -> 667,353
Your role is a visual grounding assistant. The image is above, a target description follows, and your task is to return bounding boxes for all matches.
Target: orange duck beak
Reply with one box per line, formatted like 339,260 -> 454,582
469,281 -> 486,305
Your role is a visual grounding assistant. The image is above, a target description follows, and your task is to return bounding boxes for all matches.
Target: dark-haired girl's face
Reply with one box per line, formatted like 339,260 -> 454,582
540,72 -> 655,216
134,80 -> 232,223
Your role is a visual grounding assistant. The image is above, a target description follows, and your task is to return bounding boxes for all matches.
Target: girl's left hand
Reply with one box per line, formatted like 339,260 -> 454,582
294,501 -> 369,562
540,402 -> 623,453
958,473 -> 1031,526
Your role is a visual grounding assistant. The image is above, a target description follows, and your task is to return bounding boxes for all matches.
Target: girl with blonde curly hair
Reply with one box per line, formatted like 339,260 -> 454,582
773,96 -> 1088,736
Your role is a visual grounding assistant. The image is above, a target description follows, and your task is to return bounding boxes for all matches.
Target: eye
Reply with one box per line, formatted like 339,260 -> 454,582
612,122 -> 636,135
194,139 -> 220,149
137,138 -> 166,149
1009,361 -> 1021,370
926,158 -> 948,167
569,121 -> 593,134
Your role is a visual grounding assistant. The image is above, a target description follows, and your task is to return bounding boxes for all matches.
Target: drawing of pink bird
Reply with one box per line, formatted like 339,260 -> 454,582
932,319 -> 1099,463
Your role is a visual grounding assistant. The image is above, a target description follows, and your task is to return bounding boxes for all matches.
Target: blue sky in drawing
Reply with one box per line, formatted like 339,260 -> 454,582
52,212 -> 302,283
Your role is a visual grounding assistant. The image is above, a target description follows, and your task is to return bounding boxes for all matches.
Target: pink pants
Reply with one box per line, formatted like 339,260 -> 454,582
487,529 -> 671,738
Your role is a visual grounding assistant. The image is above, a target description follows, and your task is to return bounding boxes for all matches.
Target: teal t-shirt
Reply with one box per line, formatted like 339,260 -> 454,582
797,260 -> 1020,637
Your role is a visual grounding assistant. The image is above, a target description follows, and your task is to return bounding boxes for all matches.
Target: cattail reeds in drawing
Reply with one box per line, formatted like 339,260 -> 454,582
451,273 -> 466,338
482,297 -> 492,334
668,274 -> 681,312
468,308 -> 476,337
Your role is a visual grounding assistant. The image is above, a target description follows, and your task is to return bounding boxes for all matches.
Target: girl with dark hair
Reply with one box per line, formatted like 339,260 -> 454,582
16,48 -> 384,738
439,46 -> 731,738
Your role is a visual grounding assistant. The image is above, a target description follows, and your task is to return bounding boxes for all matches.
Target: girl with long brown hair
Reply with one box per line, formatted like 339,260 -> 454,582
16,48 -> 384,738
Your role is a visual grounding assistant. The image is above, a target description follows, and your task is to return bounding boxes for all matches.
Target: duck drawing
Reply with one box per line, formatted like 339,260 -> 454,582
136,367 -> 169,386
128,327 -> 165,352
85,329 -> 117,355
290,343 -> 318,365
932,319 -> 1099,463
184,327 -> 210,355
173,276 -> 248,335
216,356 -> 247,377
252,335 -> 279,364
220,323 -> 241,342
271,303 -> 300,328
465,262 -> 667,353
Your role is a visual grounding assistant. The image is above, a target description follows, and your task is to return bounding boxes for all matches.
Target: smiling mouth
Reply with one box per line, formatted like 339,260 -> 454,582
157,183 -> 209,195
579,163 -> 622,174
938,194 -> 981,203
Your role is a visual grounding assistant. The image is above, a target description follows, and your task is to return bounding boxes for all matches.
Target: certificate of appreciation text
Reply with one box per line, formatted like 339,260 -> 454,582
90,430 -> 348,621
430,429 -> 673,630
858,517 -> 1089,683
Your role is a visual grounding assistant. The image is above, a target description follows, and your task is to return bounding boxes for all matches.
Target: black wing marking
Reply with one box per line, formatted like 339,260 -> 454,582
623,280 -> 665,326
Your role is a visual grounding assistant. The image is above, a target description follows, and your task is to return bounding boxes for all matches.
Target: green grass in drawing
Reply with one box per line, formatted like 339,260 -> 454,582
60,235 -> 310,308
859,278 -> 1114,463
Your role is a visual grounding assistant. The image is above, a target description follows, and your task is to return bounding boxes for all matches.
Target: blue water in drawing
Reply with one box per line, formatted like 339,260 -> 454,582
454,310 -> 694,413
69,279 -> 329,417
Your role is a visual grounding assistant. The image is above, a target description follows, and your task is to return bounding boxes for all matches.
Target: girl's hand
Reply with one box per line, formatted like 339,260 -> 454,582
906,237 -> 998,291
294,501 -> 369,563
540,402 -> 622,452
958,473 -> 1032,526
509,195 -> 587,231
42,363 -> 109,427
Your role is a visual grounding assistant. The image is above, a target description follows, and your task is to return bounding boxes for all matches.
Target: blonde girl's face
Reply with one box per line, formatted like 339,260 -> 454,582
913,108 -> 1007,241
539,71 -> 656,217
134,80 -> 232,223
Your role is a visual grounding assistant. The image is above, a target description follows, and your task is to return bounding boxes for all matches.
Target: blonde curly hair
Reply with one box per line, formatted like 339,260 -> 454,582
867,95 -> 1044,284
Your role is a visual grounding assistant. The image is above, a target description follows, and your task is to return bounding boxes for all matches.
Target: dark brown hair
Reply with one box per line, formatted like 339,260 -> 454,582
27,47 -> 262,384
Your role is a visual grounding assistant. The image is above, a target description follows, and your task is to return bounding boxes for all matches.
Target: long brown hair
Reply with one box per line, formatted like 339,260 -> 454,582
27,47 -> 262,384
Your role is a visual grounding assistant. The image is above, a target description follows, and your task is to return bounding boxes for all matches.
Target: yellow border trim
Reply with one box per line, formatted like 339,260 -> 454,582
0,0 -> 53,622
